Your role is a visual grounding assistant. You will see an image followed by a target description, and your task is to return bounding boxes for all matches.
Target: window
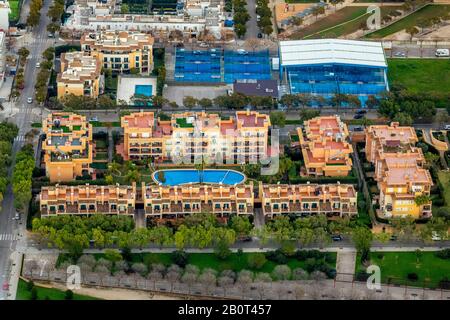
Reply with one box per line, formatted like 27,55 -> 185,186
135,56 -> 140,61
58,205 -> 64,211
124,57 -> 129,62
273,204 -> 279,209
215,203 -> 221,209
239,204 -> 245,210
111,204 -> 117,210
89,204 -> 95,210
303,203 -> 309,209
154,205 -> 160,210
80,204 -> 87,210
184,203 -> 190,209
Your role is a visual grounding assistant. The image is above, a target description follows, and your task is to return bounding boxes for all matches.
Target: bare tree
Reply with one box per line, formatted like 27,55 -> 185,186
166,264 -> 182,292
131,263 -> 148,277
25,259 -> 38,276
292,268 -> 308,280
271,265 -> 291,281
236,270 -> 254,299
199,271 -> 217,295
254,272 -> 272,299
114,260 -> 129,273
181,272 -> 198,294
147,271 -> 163,290
77,255 -> 97,268
218,276 -> 234,297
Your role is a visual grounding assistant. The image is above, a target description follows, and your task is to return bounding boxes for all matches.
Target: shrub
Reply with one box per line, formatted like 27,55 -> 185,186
247,253 -> 267,270
355,271 -> 370,282
171,250 -> 189,268
377,253 -> 384,260
64,289 -> 74,300
438,277 -> 450,290
26,280 -> 34,291
407,273 -> 418,281
295,250 -> 309,261
435,249 -> 450,259
265,249 -> 288,264
31,287 -> 38,300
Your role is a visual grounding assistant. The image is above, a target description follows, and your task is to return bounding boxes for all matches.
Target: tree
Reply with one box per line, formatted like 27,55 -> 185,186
198,98 -> 212,109
183,96 -> 198,109
290,16 -> 303,26
234,23 -> 247,38
272,264 -> 291,281
166,264 -> 182,291
218,275 -> 234,297
414,194 -> 431,206
131,263 -> 148,276
230,215 -> 252,237
366,95 -> 379,109
270,111 -> 286,128
236,270 -> 253,298
181,271 -> 198,294
254,272 -> 272,299
247,253 -> 267,270
31,287 -> 38,300
171,250 -> 189,268
299,109 -> 320,122
312,6 -> 325,20
393,112 -> 413,126
351,227 -> 373,262
198,270 -> 217,295
292,267 -> 308,280
121,3 -> 129,13
406,26 -> 419,40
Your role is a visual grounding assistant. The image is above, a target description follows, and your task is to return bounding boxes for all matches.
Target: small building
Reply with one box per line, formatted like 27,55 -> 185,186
57,51 -> 102,100
233,79 -> 279,99
116,75 -> 157,106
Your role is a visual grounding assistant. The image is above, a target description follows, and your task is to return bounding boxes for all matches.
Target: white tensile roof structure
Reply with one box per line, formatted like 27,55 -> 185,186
279,39 -> 387,68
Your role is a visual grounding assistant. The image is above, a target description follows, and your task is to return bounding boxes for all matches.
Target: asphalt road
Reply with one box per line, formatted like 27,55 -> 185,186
0,0 -> 52,300
245,0 -> 259,39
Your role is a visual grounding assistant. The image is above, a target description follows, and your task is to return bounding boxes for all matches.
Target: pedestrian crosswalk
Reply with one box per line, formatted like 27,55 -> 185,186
14,135 -> 25,142
0,234 -> 19,241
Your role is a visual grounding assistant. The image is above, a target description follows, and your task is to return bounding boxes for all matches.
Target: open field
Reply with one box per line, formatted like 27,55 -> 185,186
356,251 -> 450,288
366,4 -> 450,38
387,59 -> 450,94
290,6 -> 401,39
16,279 -> 98,300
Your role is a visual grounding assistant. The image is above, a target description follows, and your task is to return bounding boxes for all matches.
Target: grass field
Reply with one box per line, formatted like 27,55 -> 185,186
290,6 -> 400,39
16,279 -> 98,300
437,171 -> 450,206
355,252 -> 450,288
366,4 -> 450,38
9,0 -> 20,22
387,59 -> 450,94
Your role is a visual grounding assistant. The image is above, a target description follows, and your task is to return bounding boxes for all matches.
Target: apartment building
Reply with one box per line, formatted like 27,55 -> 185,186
81,31 -> 154,75
42,113 -> 93,182
120,110 -> 271,164
64,0 -> 224,39
57,51 -> 102,99
365,122 -> 433,219
298,115 -> 353,176
39,183 -> 137,217
143,182 -> 254,219
260,182 -> 357,218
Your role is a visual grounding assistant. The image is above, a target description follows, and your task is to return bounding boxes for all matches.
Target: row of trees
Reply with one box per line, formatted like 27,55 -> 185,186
26,0 -> 43,28
378,88 -> 439,125
256,0 -> 273,36
233,0 -> 250,38
47,0 -> 65,34
35,47 -> 55,104
13,144 -> 35,212
12,47 -> 30,97
0,123 -> 19,211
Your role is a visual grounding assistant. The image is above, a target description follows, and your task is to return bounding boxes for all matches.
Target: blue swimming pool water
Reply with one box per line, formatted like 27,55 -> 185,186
153,169 -> 245,186
135,84 -> 153,97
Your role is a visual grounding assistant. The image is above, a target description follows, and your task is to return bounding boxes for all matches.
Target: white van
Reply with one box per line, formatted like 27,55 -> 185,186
435,49 -> 449,57
444,124 -> 450,130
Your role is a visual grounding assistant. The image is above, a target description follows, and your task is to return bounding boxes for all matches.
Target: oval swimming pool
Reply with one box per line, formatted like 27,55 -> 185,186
152,169 -> 246,186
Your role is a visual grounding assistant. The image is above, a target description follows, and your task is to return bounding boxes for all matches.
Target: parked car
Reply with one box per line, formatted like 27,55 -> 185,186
27,97 -> 33,104
89,117 -> 98,122
48,33 -> 54,38
435,49 -> 450,57
257,33 -> 263,39
35,62 -> 40,68
353,114 -> 364,119
199,42 -> 209,48
356,109 -> 367,114
444,124 -> 450,130
331,235 -> 342,241
2,282 -> 9,291
238,236 -> 252,242
394,51 -> 406,57
353,126 -> 363,132
390,235 -> 398,241
13,213 -> 20,220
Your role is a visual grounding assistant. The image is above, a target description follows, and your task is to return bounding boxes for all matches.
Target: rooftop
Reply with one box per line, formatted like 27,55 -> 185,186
233,79 -> 279,98
279,39 -> 387,68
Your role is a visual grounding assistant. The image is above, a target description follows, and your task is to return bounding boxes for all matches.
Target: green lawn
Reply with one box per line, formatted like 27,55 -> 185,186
94,152 -> 108,160
95,139 -> 108,149
9,0 -> 20,21
16,279 -> 98,300
437,171 -> 450,206
290,7 -> 400,39
387,59 -> 450,94
356,252 -> 450,288
366,4 -> 450,38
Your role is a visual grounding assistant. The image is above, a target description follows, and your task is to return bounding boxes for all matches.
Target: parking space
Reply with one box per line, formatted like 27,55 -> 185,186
163,85 -> 229,106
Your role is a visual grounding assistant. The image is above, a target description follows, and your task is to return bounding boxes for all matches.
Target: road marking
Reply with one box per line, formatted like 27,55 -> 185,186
14,135 -> 25,142
0,234 -> 19,241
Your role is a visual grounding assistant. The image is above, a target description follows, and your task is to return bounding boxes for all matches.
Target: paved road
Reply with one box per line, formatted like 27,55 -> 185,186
245,0 -> 259,39
0,0 -> 52,300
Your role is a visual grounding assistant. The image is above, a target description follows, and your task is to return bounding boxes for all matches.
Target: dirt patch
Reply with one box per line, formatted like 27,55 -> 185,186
39,281 -> 182,300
